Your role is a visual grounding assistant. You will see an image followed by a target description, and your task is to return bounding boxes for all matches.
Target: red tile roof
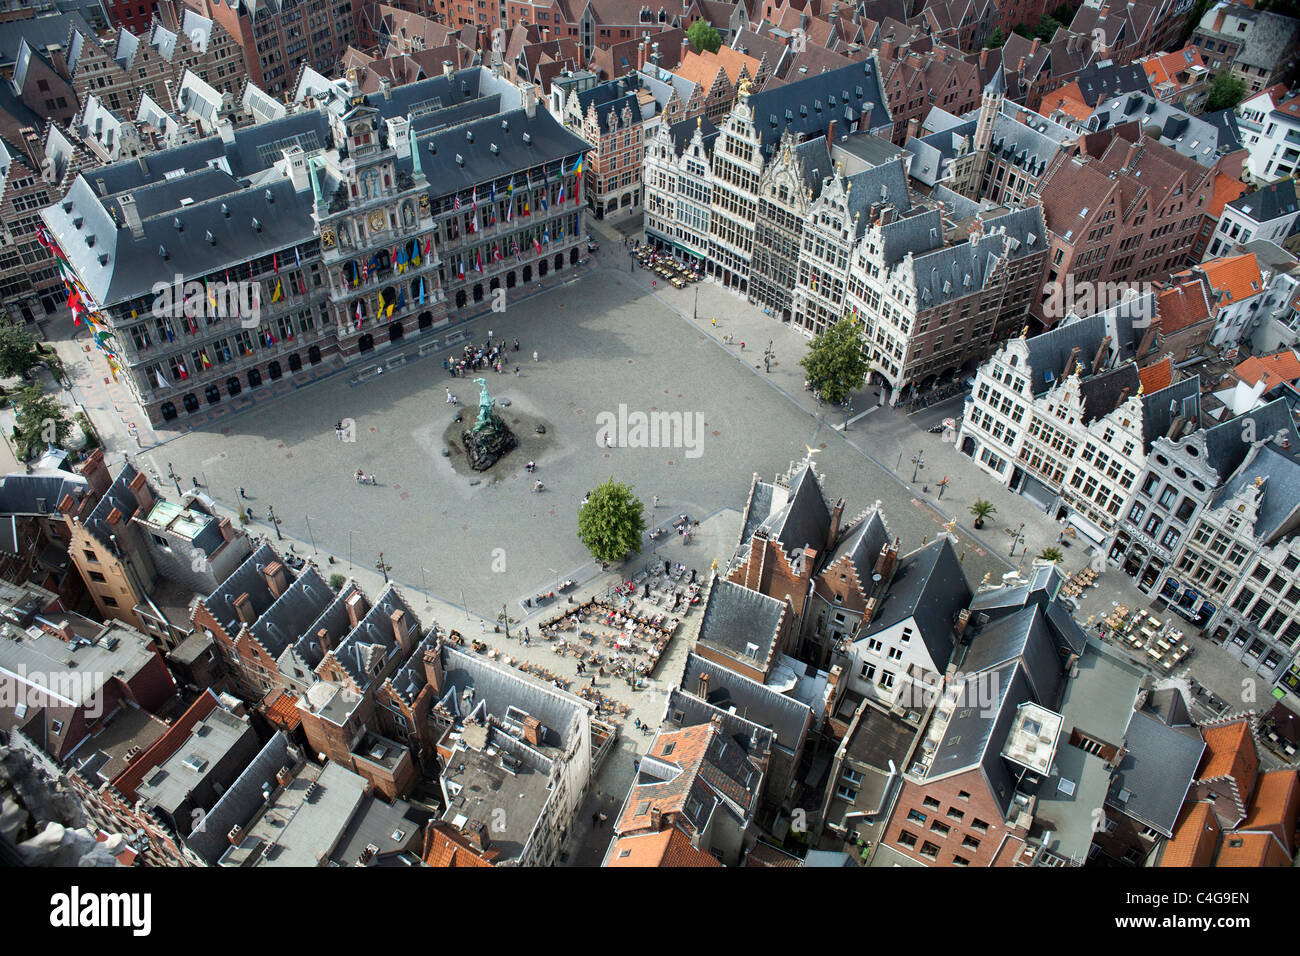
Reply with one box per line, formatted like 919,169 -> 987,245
1239,770 -> 1300,856
1161,802 -> 1220,868
1140,47 -> 1205,92
1193,254 -> 1264,306
1138,356 -> 1173,394
421,823 -> 497,867
1198,719 -> 1258,806
1234,350 -> 1300,391
607,826 -> 723,866
1156,281 -> 1213,334
263,689 -> 303,732
1215,830 -> 1290,867
1208,172 -> 1249,219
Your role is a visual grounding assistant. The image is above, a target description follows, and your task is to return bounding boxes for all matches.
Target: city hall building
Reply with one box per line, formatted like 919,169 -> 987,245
42,67 -> 588,429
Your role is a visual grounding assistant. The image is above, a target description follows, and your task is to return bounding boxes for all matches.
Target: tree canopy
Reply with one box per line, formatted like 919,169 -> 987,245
577,478 -> 646,564
687,19 -> 722,53
799,316 -> 870,407
1205,71 -> 1247,112
12,385 -> 71,460
0,321 -> 43,380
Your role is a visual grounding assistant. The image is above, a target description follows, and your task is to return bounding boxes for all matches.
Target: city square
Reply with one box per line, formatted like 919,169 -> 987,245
140,261 -> 1017,618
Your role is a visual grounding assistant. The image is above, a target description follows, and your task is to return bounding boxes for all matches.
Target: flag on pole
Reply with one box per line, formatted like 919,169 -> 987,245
541,171 -> 550,210
513,240 -> 520,261
156,369 -> 168,389
418,278 -> 425,305
533,236 -> 542,255
271,279 -> 283,303
522,198 -> 530,217
377,289 -> 385,312
475,250 -> 482,272
454,193 -> 462,210
273,253 -> 280,274
355,301 -> 363,327
177,362 -> 188,381
458,258 -> 465,279
493,243 -> 502,262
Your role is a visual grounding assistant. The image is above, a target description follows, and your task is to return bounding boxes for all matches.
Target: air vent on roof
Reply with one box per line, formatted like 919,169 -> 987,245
63,202 -> 73,213
85,234 -> 95,247
251,217 -> 261,231
98,254 -> 108,265
501,119 -> 509,130
490,143 -> 499,154
466,130 -> 474,142
72,216 -> 83,229
159,245 -> 169,260
265,189 -> 274,204
221,202 -> 230,218
522,132 -> 531,144
173,217 -> 183,231
455,153 -> 464,166
205,230 -> 215,245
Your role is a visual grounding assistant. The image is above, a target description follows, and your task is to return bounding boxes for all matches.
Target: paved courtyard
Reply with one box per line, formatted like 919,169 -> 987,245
141,265 -> 1017,617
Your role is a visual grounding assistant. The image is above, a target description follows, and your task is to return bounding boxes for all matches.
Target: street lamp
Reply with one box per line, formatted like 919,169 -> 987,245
1009,522 -> 1026,557
166,462 -> 181,496
376,551 -> 392,583
937,476 -> 950,500
693,284 -> 699,321
911,451 -> 925,484
304,514 -> 318,554
266,505 -> 282,541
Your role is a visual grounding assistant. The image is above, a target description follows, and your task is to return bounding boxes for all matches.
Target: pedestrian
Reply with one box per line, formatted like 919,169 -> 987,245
192,476 -> 199,487
592,811 -> 600,827
532,350 -> 539,362
524,626 -> 530,639
711,317 -> 716,327
446,388 -> 453,404
479,620 -> 488,632
740,341 -> 745,351
652,495 -> 659,508
239,487 -> 247,498
513,338 -> 519,351
514,365 -> 520,375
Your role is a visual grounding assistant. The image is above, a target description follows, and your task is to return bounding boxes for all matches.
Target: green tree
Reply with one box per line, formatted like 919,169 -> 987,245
1033,15 -> 1062,41
577,478 -> 646,565
1037,546 -> 1065,563
12,385 -> 71,459
969,499 -> 997,529
800,316 -> 870,407
686,19 -> 722,53
985,28 -> 1006,48
0,321 -> 42,380
1205,71 -> 1247,112
329,573 -> 346,590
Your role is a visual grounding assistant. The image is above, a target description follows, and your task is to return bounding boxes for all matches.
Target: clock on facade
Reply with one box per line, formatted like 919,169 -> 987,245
369,210 -> 385,232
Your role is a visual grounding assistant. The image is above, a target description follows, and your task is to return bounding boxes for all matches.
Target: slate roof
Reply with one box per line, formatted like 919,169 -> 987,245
861,537 -> 970,669
184,731 -> 290,865
0,471 -> 89,520
1087,92 -> 1238,166
745,56 -> 891,154
1141,377 -> 1201,452
1202,399 -> 1298,481
1024,314 -> 1108,395
1210,443 -> 1300,540
572,77 -> 643,134
1071,61 -> 1153,108
1109,709 -> 1205,837
83,463 -> 142,548
696,577 -> 787,665
771,464 -> 832,559
203,542 -> 291,636
679,653 -> 811,753
1229,179 -> 1300,224
960,605 -> 1067,708
1078,362 -> 1138,425
823,509 -> 889,589
0,11 -> 91,67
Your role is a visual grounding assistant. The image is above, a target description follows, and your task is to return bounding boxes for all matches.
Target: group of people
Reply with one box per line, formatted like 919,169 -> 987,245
444,334 -> 536,378
354,469 -> 376,485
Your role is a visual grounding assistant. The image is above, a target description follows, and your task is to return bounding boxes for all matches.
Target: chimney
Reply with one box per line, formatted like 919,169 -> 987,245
128,468 -> 156,514
390,608 -> 412,654
119,194 -> 144,238
826,499 -> 844,552
906,115 -> 919,141
638,40 -> 646,70
874,537 -> 900,584
232,593 -> 255,626
521,82 -> 537,118
379,76 -> 392,100
346,592 -> 367,629
862,595 -> 877,625
1091,335 -> 1111,374
466,819 -> 491,851
697,670 -> 710,699
649,806 -> 664,831
263,560 -> 287,598
1166,415 -> 1184,439
1064,346 -> 1080,378
423,642 -> 445,695
317,627 -> 332,656
443,60 -> 454,79
522,715 -> 543,745
800,546 -> 817,579
1118,387 -> 1130,405
276,766 -> 293,787
227,824 -> 244,847
826,118 -> 838,144
954,608 -> 971,638
681,37 -> 690,62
